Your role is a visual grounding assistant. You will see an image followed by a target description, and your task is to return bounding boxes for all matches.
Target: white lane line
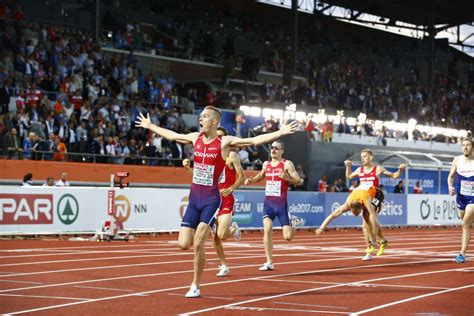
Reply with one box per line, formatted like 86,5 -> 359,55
274,302 -> 348,309
0,254 -> 364,293
181,263 -> 466,315
0,293 -> 91,301
351,284 -> 474,315
0,253 -> 194,267
0,230 -> 459,253
73,285 -> 134,292
0,243 -> 458,280
224,306 -> 349,314
261,278 -> 451,290
168,293 -> 234,301
0,240 -> 462,279
4,258 -> 451,315
0,280 -> 43,284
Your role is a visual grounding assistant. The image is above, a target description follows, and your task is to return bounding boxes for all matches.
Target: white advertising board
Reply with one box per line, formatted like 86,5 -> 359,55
407,194 -> 461,225
0,186 -> 189,234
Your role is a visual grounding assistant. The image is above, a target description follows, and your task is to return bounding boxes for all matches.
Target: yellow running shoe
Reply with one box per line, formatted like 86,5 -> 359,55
365,244 -> 375,254
376,240 -> 388,256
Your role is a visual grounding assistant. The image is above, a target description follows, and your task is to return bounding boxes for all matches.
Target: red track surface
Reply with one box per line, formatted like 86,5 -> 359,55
0,227 -> 472,315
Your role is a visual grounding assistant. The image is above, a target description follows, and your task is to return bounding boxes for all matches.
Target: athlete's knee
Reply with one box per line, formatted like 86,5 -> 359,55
178,240 -> 191,250
461,218 -> 471,229
217,229 -> 228,240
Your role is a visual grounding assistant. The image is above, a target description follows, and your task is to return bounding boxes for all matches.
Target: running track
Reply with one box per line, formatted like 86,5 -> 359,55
0,227 -> 472,315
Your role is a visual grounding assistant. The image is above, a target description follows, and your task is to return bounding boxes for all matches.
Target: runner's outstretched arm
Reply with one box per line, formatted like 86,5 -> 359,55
135,113 -> 199,143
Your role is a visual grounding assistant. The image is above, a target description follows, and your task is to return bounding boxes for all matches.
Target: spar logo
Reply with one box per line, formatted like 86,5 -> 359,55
0,194 -> 53,224
179,196 -> 189,218
57,194 -> 79,225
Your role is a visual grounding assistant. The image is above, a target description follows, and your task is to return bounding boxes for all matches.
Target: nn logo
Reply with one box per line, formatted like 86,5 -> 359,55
57,194 -> 79,225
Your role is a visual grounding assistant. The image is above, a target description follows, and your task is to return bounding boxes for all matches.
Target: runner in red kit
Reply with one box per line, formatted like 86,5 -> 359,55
135,106 -> 297,298
245,140 -> 303,270
345,149 -> 406,259
182,127 -> 244,277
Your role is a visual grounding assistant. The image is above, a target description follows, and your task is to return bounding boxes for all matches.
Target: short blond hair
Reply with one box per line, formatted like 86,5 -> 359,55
204,105 -> 222,121
361,149 -> 373,156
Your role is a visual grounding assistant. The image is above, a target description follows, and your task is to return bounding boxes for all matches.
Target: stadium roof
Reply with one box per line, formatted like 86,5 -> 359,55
347,150 -> 454,170
321,0 -> 474,27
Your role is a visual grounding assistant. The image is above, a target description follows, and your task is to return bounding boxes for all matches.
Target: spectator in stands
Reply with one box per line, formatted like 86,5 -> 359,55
304,115 -> 315,141
21,173 -> 33,186
55,172 -> 70,186
294,165 -> 307,191
413,181 -> 423,194
318,175 -> 328,192
335,178 -> 348,192
393,180 -> 404,193
22,132 -> 37,159
337,117 -> 351,134
322,119 -> 333,142
4,127 -> 21,159
348,179 -> 359,192
53,136 -> 67,161
238,147 -> 250,167
42,177 -> 55,186
328,180 -> 338,192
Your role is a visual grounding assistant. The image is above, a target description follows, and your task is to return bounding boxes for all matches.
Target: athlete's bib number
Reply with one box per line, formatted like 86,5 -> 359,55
193,163 -> 215,186
359,181 -> 373,189
460,180 -> 474,196
219,168 -> 225,184
265,180 -> 281,197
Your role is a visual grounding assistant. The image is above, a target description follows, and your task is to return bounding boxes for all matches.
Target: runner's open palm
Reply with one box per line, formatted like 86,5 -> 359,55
135,113 -> 151,129
280,121 -> 298,135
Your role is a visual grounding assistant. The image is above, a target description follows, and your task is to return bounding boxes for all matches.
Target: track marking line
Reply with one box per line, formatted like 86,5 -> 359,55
351,284 -> 474,315
0,293 -> 91,301
168,293 -> 234,301
5,258 -> 451,315
0,249 -> 436,293
0,280 -> 43,285
274,302 -> 348,309
73,285 -> 134,292
260,278 -> 451,290
181,262 -> 466,315
224,305 -> 350,314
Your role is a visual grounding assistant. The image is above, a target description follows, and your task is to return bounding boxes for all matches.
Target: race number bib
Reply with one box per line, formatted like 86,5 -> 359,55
219,168 -> 225,184
359,181 -> 373,189
460,180 -> 474,196
265,180 -> 281,197
193,163 -> 215,186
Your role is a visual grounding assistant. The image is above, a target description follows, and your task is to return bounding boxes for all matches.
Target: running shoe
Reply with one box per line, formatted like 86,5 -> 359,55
362,253 -> 372,261
185,284 -> 201,298
454,253 -> 466,263
216,265 -> 230,277
231,222 -> 241,241
365,244 -> 375,254
259,262 -> 274,271
376,240 -> 388,256
290,216 -> 303,228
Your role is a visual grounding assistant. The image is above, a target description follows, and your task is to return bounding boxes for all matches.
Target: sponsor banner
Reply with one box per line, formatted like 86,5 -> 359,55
407,195 -> 460,225
0,187 -> 186,234
380,168 -> 445,194
324,193 -> 407,227
232,191 -> 325,228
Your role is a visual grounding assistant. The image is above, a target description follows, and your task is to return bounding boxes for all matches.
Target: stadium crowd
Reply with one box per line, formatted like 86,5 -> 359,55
0,1 -> 472,169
